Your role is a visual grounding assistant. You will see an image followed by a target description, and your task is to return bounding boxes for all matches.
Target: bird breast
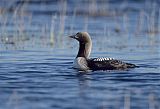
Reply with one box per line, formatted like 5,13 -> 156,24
73,57 -> 89,70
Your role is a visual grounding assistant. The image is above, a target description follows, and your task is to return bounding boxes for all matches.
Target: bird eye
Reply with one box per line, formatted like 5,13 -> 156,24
76,32 -> 80,35
75,32 -> 80,39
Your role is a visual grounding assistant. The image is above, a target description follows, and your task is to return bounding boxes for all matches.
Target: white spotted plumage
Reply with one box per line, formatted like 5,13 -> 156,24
70,32 -> 136,70
93,57 -> 114,61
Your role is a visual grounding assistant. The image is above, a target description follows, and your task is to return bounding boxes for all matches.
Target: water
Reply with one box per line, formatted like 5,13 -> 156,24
0,0 -> 160,109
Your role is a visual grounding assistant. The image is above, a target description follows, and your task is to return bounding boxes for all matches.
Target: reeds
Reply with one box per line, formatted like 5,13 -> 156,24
59,0 -> 67,35
50,15 -> 56,46
136,1 -> 159,35
0,0 -> 159,47
0,1 -> 159,108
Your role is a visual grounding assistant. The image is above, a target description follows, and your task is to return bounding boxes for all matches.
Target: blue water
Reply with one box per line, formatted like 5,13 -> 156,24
0,0 -> 160,109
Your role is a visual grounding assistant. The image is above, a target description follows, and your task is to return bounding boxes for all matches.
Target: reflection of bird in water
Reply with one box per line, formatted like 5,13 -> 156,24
69,32 -> 136,71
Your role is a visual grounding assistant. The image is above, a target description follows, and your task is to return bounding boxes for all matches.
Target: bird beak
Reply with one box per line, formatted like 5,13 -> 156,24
68,34 -> 76,39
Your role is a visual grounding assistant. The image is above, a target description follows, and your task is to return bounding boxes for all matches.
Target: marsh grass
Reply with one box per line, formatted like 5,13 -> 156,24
0,0 -> 159,48
0,0 -> 160,108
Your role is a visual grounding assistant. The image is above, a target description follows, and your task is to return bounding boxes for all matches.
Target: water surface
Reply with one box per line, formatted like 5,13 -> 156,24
0,0 -> 160,109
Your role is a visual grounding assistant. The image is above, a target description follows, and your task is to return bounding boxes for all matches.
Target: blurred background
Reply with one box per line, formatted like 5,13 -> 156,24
0,0 -> 160,109
0,0 -> 159,50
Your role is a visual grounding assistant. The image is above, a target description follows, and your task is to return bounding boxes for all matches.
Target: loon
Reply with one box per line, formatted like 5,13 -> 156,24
69,32 -> 136,71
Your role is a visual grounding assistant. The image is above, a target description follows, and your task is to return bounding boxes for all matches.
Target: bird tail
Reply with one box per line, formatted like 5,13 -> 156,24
126,63 -> 138,68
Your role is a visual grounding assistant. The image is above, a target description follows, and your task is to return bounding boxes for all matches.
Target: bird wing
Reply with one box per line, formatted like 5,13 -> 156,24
87,57 -> 135,70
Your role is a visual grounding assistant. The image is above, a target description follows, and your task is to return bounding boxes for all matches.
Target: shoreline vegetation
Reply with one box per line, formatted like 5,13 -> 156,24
0,1 -> 159,109
0,0 -> 159,48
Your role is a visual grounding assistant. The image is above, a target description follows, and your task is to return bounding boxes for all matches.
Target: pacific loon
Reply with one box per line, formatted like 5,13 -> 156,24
69,32 -> 136,71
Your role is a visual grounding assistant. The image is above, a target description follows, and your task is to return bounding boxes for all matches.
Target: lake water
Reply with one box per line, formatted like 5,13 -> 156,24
0,0 -> 160,109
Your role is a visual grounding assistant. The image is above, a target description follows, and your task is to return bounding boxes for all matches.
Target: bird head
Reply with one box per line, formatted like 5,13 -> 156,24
69,32 -> 91,44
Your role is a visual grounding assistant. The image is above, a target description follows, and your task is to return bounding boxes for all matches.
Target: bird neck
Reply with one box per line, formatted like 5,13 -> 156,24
76,42 -> 92,59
